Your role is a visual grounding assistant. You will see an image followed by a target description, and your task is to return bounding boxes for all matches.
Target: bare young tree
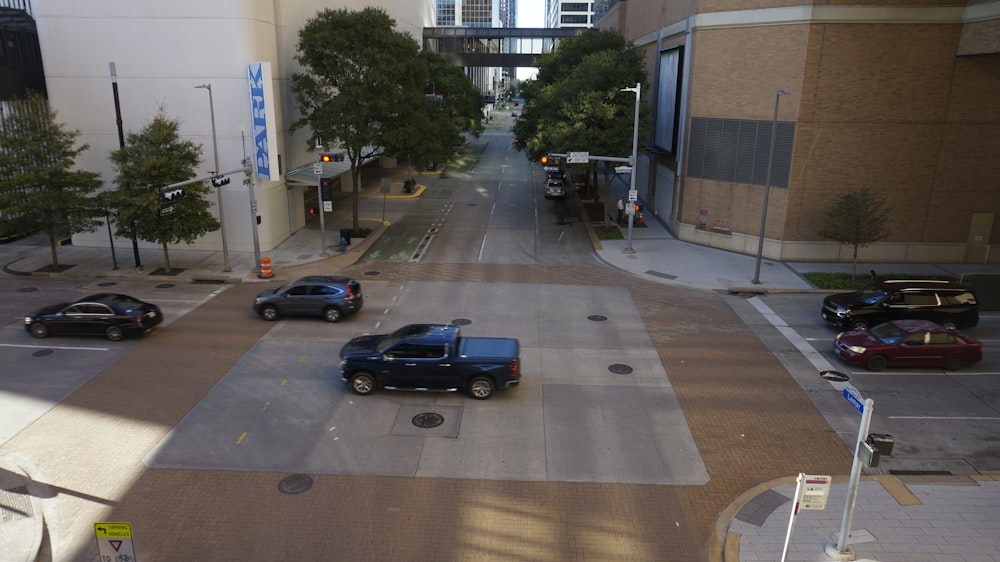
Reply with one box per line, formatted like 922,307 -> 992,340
817,187 -> 892,279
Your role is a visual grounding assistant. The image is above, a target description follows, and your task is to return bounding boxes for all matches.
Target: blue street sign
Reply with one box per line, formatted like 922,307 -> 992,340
843,386 -> 865,414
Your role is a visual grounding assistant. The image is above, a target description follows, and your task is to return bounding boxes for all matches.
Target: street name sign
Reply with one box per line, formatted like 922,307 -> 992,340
567,151 -> 589,164
614,166 -> 632,174
843,383 -> 865,414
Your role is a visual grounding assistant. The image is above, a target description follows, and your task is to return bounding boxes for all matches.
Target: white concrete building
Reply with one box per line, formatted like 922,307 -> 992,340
32,1 -> 434,254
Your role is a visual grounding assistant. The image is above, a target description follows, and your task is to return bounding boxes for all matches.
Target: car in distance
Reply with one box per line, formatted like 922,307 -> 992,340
821,279 -> 978,331
254,275 -> 363,323
544,178 -> 567,199
339,323 -> 521,399
24,293 -> 163,341
833,319 -> 982,372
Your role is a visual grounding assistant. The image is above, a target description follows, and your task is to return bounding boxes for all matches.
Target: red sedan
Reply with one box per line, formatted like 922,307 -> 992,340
834,319 -> 982,372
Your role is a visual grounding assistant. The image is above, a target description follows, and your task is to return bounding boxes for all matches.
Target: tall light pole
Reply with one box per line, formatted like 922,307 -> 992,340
620,82 -> 641,254
752,89 -> 790,284
110,62 -> 142,269
195,83 -> 231,272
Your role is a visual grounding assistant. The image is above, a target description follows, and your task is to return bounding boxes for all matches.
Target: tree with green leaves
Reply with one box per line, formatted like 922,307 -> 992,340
514,30 -> 650,201
0,93 -> 103,268
291,7 -> 426,231
400,52 -> 485,176
108,109 -> 219,273
817,187 -> 892,279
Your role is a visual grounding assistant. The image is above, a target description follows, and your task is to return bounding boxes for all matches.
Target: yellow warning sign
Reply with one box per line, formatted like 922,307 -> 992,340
94,521 -> 132,539
95,522 -> 137,561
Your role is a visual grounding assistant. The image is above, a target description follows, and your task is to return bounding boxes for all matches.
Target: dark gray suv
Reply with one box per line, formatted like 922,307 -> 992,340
821,279 -> 978,331
253,276 -> 363,323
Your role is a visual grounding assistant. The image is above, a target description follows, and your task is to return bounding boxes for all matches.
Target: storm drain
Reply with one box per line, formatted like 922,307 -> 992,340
820,370 -> 850,382
277,474 -> 313,494
97,282 -> 117,287
32,350 -> 53,358
363,270 -> 381,276
451,318 -> 472,326
15,287 -> 38,293
588,315 -> 608,322
155,283 -> 175,289
412,412 -> 445,428
609,364 -> 633,375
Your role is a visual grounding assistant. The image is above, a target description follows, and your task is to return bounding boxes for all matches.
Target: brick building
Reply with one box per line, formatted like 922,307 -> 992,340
597,0 -> 1000,264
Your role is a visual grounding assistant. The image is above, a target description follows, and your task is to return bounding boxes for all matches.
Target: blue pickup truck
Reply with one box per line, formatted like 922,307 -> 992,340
339,324 -> 521,399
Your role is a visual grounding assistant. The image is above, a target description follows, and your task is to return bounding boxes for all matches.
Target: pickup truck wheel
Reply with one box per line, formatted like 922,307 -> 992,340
468,376 -> 494,400
350,372 -> 376,395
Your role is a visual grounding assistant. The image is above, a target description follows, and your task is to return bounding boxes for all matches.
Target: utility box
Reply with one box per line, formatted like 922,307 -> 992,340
867,433 -> 894,456
859,440 -> 880,468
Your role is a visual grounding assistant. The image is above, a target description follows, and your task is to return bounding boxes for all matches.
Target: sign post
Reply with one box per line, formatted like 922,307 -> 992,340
826,388 -> 875,560
781,474 -> 832,561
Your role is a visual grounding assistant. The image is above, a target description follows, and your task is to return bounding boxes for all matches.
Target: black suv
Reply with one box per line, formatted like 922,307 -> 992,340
253,276 -> 363,323
821,279 -> 978,331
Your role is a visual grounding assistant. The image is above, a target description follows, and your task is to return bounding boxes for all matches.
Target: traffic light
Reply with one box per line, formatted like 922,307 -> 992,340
540,155 -> 549,165
320,177 -> 333,201
319,153 -> 332,163
308,206 -> 318,215
162,188 -> 183,201
211,175 -> 230,187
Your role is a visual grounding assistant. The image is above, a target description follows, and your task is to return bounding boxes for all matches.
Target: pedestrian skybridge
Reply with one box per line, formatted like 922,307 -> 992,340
422,27 -> 584,68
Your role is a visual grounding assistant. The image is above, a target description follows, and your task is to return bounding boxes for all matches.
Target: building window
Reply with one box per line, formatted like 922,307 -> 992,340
561,14 -> 589,24
686,117 -> 795,188
437,0 -> 456,26
563,3 -> 590,11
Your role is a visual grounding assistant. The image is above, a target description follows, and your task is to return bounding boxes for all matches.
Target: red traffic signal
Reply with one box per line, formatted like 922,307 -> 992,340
308,207 -> 318,215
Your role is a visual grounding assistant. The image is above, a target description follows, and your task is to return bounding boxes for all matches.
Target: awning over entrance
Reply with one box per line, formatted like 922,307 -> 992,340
285,160 -> 352,186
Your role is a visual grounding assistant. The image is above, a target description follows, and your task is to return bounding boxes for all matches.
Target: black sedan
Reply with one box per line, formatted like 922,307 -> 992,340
24,293 -> 163,341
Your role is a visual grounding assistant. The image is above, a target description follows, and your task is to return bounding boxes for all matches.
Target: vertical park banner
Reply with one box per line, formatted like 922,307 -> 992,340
247,62 -> 280,181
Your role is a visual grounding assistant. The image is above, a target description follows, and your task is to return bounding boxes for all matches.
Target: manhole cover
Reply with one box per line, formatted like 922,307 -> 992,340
609,364 -> 633,375
32,349 -> 53,357
277,474 -> 313,494
820,370 -> 850,382
16,287 -> 38,293
363,270 -> 381,276
451,318 -> 472,326
588,315 -> 608,322
97,282 -> 117,287
412,412 -> 445,428
155,283 -> 175,289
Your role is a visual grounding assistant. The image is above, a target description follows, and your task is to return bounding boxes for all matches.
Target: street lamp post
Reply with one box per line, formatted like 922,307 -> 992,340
620,82 -> 641,254
752,89 -> 790,285
109,62 -> 142,269
195,83 -> 231,272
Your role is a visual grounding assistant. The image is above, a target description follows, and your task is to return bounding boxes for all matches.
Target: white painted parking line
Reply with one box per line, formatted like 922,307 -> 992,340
0,343 -> 109,351
889,415 -> 1000,420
